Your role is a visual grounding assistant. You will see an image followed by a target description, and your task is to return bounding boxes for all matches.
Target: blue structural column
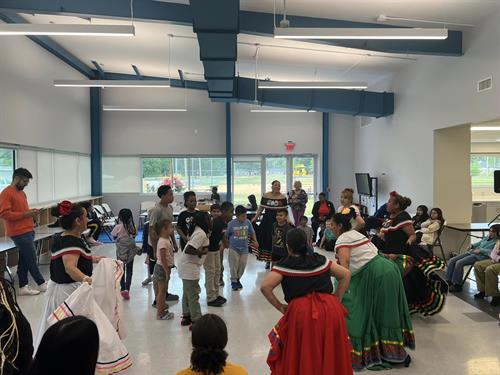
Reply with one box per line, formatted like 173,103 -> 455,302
322,112 -> 330,199
90,87 -> 102,196
225,103 -> 232,202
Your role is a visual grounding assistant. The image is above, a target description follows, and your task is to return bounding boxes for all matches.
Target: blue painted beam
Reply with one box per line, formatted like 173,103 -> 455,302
0,0 -> 462,56
322,113 -> 329,198
0,12 -> 94,78
91,60 -> 105,78
225,103 -> 232,202
132,65 -> 142,79
102,72 -> 208,91
90,87 -> 102,195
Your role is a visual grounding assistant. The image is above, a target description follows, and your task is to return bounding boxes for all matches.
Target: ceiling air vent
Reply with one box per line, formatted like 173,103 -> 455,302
477,77 -> 492,92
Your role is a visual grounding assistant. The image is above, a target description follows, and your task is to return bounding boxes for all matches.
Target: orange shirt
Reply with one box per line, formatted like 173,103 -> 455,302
0,185 -> 34,237
176,362 -> 248,375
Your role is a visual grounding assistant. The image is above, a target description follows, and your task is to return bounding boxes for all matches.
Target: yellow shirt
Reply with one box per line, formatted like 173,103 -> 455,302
176,362 -> 248,375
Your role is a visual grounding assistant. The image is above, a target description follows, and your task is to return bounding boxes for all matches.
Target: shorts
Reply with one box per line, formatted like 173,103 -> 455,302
153,263 -> 171,283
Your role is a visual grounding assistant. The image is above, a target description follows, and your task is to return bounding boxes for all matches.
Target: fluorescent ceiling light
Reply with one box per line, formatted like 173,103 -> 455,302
377,14 -> 474,28
0,24 -> 135,36
274,27 -> 448,40
259,81 -> 368,90
54,80 -> 171,88
250,109 -> 316,113
103,105 -> 186,112
470,126 -> 500,131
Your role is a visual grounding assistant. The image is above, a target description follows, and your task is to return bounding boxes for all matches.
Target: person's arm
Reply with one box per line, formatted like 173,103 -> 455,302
421,221 -> 440,234
111,224 -> 121,239
476,239 -> 496,256
62,254 -> 92,284
319,234 -> 326,248
260,271 -> 287,314
329,262 -> 351,301
252,205 -> 263,223
176,216 -> 189,244
159,245 -> 169,267
402,224 -> 417,245
336,247 -> 351,270
249,222 -> 258,247
183,231 -> 208,256
0,195 -> 38,221
312,202 -> 319,219
354,216 -> 365,232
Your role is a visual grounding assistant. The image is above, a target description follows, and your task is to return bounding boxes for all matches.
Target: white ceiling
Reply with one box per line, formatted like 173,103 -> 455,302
18,1 -> 498,88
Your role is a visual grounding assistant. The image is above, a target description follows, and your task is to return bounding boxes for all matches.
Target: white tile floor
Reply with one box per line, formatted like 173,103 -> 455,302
16,245 -> 500,375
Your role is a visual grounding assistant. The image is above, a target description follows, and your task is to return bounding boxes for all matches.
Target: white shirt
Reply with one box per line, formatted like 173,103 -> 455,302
335,230 -> 378,273
177,227 -> 209,280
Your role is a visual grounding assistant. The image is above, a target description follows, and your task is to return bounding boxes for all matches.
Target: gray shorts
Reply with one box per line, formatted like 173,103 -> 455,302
153,263 -> 171,283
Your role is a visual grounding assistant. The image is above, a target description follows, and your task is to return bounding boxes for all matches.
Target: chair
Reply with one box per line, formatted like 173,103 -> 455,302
428,222 -> 447,265
93,205 -> 115,240
101,203 -> 118,222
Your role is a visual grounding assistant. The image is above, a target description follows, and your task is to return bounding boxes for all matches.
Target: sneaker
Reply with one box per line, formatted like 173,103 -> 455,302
491,296 -> 500,306
166,293 -> 179,301
142,277 -> 152,286
181,316 -> 192,326
231,282 -> 239,291
157,311 -> 174,320
34,282 -> 48,292
207,299 -> 225,307
18,286 -> 40,296
121,290 -> 130,300
474,292 -> 485,299
216,296 -> 227,303
237,280 -> 243,289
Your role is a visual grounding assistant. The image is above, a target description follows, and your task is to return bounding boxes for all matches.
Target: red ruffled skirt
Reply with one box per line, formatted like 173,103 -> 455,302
267,292 -> 353,375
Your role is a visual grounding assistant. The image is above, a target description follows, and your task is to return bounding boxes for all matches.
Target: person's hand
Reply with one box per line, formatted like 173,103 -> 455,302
406,239 -> 413,246
24,209 -> 39,218
82,276 -> 92,285
253,241 -> 259,249
199,247 -> 208,256
278,303 -> 288,314
145,255 -> 150,265
472,249 -> 481,254
92,255 -> 105,263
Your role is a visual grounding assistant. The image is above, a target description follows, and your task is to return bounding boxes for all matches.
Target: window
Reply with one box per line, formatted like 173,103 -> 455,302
0,148 -> 14,191
141,157 -> 226,194
265,157 -> 288,193
471,154 -> 500,188
233,158 -> 262,205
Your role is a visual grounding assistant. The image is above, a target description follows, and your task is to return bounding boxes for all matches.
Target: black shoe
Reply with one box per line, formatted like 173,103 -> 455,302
491,296 -> 500,306
474,292 -> 486,299
449,284 -> 462,292
265,262 -> 270,270
207,299 -> 225,307
215,295 -> 227,303
152,300 -> 156,307
166,293 -> 179,301
181,316 -> 192,326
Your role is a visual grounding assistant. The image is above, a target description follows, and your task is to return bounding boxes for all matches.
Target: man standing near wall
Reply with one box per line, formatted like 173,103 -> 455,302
0,168 -> 47,295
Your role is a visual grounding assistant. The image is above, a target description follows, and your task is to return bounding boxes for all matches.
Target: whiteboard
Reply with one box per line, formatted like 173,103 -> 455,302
16,149 -> 38,204
54,153 -> 78,199
102,157 -> 141,193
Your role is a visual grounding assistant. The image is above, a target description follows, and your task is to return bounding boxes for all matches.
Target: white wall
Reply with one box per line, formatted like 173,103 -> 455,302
0,28 -> 90,154
355,8 -> 500,212
231,103 -> 322,154
102,88 -> 225,155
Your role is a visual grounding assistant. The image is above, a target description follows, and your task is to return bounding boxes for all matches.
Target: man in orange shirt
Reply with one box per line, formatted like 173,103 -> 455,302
0,168 -> 46,295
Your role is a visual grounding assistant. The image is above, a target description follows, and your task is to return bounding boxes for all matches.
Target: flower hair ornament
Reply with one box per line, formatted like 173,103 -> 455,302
341,207 -> 351,215
58,200 -> 73,216
389,191 -> 399,198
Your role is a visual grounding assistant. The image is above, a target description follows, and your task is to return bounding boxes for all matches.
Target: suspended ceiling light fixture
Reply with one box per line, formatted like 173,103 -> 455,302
272,0 -> 447,40
377,14 -> 474,28
53,80 -> 170,87
470,126 -> 500,131
259,81 -> 368,90
0,0 -> 136,36
103,106 -> 186,112
250,108 -> 316,113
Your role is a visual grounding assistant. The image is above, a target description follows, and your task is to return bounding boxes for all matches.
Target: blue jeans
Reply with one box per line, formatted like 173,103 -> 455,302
11,231 -> 45,288
445,252 -> 479,285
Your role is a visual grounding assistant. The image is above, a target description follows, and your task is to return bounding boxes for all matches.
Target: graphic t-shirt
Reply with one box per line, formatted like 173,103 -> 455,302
177,210 -> 197,249
272,222 -> 294,260
227,218 -> 255,253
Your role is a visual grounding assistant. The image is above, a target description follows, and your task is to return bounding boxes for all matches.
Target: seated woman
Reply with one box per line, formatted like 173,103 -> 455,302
311,192 -> 335,244
261,229 -> 352,375
416,207 -> 445,246
412,205 -> 429,231
36,201 -> 104,344
176,314 -> 247,375
332,209 -> 414,370
474,239 -> 500,306
29,316 -> 99,375
446,225 -> 499,292
372,191 -> 447,316
338,188 -> 365,232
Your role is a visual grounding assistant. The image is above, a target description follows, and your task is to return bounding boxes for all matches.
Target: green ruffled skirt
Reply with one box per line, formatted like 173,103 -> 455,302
342,255 -> 415,370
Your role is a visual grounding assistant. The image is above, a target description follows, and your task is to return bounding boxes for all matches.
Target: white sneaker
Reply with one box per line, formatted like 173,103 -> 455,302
18,286 -> 40,296
34,282 -> 48,292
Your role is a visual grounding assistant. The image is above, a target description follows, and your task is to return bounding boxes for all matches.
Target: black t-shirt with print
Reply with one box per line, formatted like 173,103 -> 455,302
177,210 -> 197,250
209,216 -> 228,251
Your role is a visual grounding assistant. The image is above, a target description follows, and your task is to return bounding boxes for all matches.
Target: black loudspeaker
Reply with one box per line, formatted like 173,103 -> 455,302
495,170 -> 500,193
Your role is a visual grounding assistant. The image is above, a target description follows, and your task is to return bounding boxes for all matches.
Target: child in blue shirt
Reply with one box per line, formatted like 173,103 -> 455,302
226,205 -> 258,291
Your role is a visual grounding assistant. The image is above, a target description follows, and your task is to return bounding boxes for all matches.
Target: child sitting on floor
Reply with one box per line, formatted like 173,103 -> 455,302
319,219 -> 336,252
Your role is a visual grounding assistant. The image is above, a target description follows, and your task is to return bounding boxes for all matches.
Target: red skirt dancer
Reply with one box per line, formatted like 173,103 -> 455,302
267,292 -> 353,375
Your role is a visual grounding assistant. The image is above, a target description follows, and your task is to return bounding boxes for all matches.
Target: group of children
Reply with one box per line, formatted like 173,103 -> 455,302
108,187 -> 321,329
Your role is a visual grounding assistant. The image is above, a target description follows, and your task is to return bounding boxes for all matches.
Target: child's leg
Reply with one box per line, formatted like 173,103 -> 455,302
237,252 -> 249,281
185,279 -> 202,322
228,249 -> 239,283
120,273 -> 126,291
156,279 -> 167,318
213,249 -> 222,291
219,248 -> 225,282
182,279 -> 190,318
203,252 -> 217,302
126,261 -> 133,291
